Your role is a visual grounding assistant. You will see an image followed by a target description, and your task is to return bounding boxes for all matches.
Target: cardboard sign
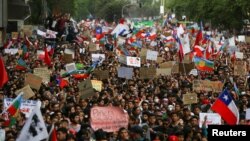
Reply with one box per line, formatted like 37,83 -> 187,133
65,63 -> 77,73
146,50 -> 158,61
126,56 -> 141,67
199,113 -> 221,128
78,79 -> 95,99
183,54 -> 191,63
93,70 -> 109,80
11,32 -> 19,39
15,85 -> 35,100
140,67 -> 156,79
157,57 -> 164,63
193,80 -> 223,92
64,48 -> 75,58
62,53 -> 73,63
91,80 -> 103,92
22,25 -> 33,37
90,106 -> 129,132
234,61 -> 247,76
140,48 -> 148,57
25,73 -> 43,90
183,93 -> 198,105
156,68 -> 172,76
159,61 -> 175,68
118,67 -> 133,79
33,68 -> 50,83
171,63 -> 179,73
179,63 -> 195,74
89,42 -> 97,52
246,36 -> 250,44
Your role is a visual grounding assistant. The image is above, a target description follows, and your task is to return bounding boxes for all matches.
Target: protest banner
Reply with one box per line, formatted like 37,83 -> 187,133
93,70 -> 109,80
140,67 -> 156,79
78,79 -> 95,99
91,54 -> 105,62
91,80 -> 103,92
234,61 -> 247,76
90,106 -> 129,132
4,98 -> 38,117
199,113 -> 221,128
118,67 -> 133,79
25,73 -> 43,90
183,93 -> 198,105
146,50 -> 158,61
33,68 -> 50,83
62,53 -> 73,63
159,61 -> 175,68
64,48 -> 75,58
156,68 -> 172,76
15,85 -> 35,100
126,56 -> 141,67
193,80 -> 223,92
4,49 -> 19,55
65,63 -> 77,72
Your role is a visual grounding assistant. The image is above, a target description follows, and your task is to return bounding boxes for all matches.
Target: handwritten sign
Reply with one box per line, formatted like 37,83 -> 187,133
65,63 -> 77,73
4,49 -> 18,55
140,68 -> 156,79
93,70 -> 109,80
199,113 -> 221,128
183,93 -> 198,105
91,106 -> 129,132
156,68 -> 172,76
159,61 -> 175,68
126,56 -> 141,67
25,73 -> 43,90
118,67 -> 133,79
62,53 -> 73,63
146,50 -> 158,61
234,61 -> 247,76
78,79 -> 95,99
15,85 -> 35,100
91,80 -> 102,92
193,80 -> 223,92
4,98 -> 38,117
33,68 -> 50,83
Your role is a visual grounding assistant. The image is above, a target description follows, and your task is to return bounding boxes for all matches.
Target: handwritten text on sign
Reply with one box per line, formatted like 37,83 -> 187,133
90,107 -> 129,132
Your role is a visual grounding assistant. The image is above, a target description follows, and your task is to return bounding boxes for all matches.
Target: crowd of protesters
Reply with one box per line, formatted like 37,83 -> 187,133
0,12 -> 250,141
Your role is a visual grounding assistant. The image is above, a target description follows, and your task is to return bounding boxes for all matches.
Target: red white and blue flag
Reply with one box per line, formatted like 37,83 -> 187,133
211,89 -> 239,125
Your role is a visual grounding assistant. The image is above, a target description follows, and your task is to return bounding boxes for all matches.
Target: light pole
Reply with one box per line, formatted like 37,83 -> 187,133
121,3 -> 138,18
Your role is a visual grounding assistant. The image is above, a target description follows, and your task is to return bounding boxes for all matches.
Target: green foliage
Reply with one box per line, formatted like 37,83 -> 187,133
166,0 -> 250,32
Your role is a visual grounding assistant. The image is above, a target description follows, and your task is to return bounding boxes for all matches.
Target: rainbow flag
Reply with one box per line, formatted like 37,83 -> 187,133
193,56 -> 214,72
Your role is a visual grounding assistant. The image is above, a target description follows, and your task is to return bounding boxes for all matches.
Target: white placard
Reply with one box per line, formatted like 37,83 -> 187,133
4,48 -> 18,55
126,56 -> 141,67
229,37 -> 236,46
0,129 -> 5,141
238,35 -> 245,42
246,108 -> 250,120
182,34 -> 191,54
199,113 -> 221,128
4,98 -> 38,118
160,5 -> 164,14
91,54 -> 105,62
65,63 -> 76,72
235,51 -> 243,59
146,50 -> 158,61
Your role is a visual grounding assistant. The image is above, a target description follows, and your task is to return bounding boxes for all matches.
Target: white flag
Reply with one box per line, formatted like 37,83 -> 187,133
16,101 -> 48,141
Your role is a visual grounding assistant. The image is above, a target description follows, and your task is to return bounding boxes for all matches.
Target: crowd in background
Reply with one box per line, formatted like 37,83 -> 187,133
0,12 -> 250,141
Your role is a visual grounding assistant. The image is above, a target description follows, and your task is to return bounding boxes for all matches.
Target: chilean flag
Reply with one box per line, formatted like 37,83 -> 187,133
96,26 -> 104,40
211,89 -> 239,125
